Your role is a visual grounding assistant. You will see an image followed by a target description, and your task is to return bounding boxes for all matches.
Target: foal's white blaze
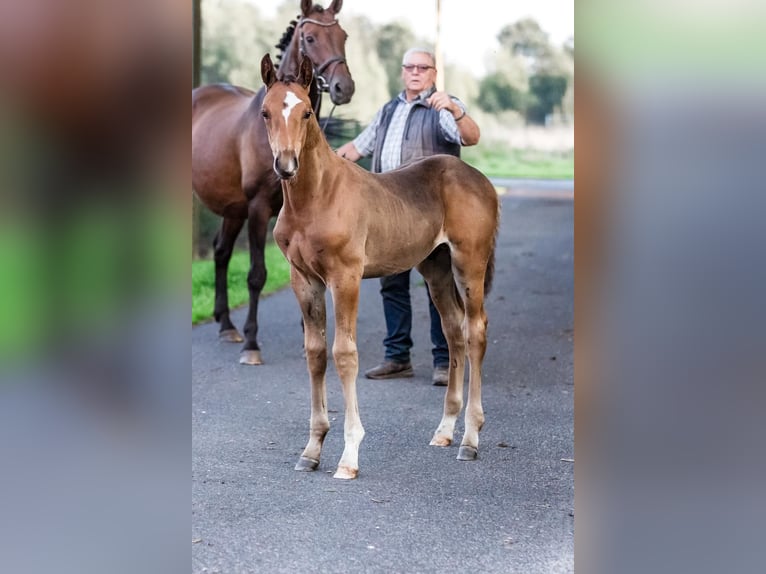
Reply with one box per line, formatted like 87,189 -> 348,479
282,91 -> 302,126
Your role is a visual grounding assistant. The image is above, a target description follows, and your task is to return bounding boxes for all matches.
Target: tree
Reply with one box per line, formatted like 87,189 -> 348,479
477,73 -> 524,113
375,22 -> 416,98
563,37 -> 574,60
200,0 -> 272,87
526,74 -> 568,125
332,14 -> 391,122
497,18 -> 553,66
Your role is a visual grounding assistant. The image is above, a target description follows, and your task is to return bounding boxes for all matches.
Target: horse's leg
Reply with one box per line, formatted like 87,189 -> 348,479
213,216 -> 246,342
291,267 -> 329,471
328,277 -> 365,480
449,251 -> 490,461
417,247 -> 466,448
239,196 -> 271,365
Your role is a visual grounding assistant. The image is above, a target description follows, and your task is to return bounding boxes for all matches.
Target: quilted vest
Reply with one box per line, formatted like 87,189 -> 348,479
371,90 -> 461,174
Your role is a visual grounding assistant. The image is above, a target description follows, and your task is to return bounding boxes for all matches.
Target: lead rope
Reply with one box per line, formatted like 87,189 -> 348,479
322,102 -> 337,133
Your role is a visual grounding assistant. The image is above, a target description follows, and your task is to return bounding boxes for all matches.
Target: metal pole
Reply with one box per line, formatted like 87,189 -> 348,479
193,0 -> 201,88
435,0 -> 444,91
193,0 -> 201,258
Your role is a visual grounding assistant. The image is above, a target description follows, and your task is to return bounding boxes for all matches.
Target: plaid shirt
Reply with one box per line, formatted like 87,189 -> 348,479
352,89 -> 466,173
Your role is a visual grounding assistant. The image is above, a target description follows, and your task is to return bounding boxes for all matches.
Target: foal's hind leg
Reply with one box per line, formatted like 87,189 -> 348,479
213,216 -> 246,343
450,253 -> 490,461
418,247 -> 466,448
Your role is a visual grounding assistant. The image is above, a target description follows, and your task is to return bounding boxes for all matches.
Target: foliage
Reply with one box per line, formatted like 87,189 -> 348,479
497,18 -> 554,67
526,74 -> 569,125
477,73 -> 526,113
198,2 -> 573,123
201,0 -> 272,88
375,22 -> 417,98
487,16 -> 574,124
192,196 -> 224,259
564,37 -> 574,60
331,14 -> 391,122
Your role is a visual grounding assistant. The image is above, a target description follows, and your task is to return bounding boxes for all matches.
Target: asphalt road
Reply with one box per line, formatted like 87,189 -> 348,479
193,185 -> 574,573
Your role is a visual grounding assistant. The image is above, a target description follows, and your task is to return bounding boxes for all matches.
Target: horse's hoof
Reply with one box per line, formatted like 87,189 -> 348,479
333,465 -> 358,480
239,350 -> 263,365
457,445 -> 479,461
295,457 -> 319,472
430,434 -> 452,447
219,329 -> 244,343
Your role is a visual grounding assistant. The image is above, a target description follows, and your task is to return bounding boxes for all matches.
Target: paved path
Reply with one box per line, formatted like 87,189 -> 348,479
193,185 -> 574,573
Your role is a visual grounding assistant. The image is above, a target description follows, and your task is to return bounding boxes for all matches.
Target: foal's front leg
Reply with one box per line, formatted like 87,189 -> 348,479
291,268 -> 330,471
328,277 -> 365,480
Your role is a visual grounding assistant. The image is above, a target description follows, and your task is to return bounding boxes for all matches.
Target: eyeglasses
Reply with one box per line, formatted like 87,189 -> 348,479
402,64 -> 434,72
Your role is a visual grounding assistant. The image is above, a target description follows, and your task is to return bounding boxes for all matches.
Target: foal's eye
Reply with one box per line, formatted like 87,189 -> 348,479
261,110 -> 270,119
303,111 -> 312,119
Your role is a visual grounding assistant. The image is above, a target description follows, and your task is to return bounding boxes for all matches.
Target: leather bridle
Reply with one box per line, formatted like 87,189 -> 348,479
297,17 -> 347,93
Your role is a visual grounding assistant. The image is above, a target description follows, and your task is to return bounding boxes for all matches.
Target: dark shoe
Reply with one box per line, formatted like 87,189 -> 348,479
365,360 -> 413,380
432,366 -> 449,386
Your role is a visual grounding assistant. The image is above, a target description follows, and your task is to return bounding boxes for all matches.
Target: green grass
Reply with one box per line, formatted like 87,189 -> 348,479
462,145 -> 574,179
192,243 -> 291,324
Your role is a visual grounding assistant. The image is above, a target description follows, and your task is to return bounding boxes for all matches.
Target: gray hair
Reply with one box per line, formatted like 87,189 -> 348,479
401,48 -> 436,67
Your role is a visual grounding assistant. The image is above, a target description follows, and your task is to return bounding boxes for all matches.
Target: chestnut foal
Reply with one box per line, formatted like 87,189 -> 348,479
261,54 -> 499,479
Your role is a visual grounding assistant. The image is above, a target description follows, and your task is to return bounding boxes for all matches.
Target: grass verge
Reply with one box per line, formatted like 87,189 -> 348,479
462,145 -> 573,179
192,243 -> 291,324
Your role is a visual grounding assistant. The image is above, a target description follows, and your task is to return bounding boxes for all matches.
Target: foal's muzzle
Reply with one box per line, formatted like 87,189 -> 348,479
273,153 -> 298,180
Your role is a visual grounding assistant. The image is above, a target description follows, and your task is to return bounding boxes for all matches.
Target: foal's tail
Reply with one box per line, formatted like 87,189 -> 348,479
485,248 -> 496,295
484,207 -> 500,295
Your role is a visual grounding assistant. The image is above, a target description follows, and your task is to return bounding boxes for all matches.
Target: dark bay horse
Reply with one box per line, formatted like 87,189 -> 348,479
260,54 -> 500,479
192,0 -> 354,364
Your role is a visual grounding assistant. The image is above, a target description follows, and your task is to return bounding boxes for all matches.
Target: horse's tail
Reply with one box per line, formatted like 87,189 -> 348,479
483,204 -> 500,295
484,248 -> 496,295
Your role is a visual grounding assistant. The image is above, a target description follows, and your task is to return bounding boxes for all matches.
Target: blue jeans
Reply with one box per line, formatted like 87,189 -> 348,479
379,270 -> 449,368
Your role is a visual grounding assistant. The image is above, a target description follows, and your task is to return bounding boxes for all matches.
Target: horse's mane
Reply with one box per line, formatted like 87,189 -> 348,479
275,17 -> 298,68
274,5 -> 328,69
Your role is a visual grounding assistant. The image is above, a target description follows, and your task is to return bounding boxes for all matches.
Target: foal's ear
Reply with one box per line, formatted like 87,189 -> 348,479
261,54 -> 277,88
329,0 -> 343,14
298,55 -> 314,90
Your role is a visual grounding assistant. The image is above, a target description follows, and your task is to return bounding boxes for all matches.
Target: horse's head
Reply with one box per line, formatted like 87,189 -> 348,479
291,0 -> 354,105
261,54 -> 315,180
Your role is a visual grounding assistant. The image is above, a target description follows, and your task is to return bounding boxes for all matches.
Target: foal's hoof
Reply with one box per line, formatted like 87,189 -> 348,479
457,445 -> 479,461
219,329 -> 244,343
239,350 -> 263,365
333,465 -> 358,480
430,434 -> 452,447
295,457 -> 320,472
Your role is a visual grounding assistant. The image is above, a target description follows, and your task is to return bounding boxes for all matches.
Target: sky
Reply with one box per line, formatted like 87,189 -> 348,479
252,0 -> 574,76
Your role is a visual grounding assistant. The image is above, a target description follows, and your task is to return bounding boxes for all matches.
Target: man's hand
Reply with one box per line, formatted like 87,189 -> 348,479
335,142 -> 361,161
427,91 -> 481,145
427,91 -> 462,119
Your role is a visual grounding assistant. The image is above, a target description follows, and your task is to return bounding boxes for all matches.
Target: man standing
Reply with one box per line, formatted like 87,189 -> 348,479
335,47 -> 481,386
